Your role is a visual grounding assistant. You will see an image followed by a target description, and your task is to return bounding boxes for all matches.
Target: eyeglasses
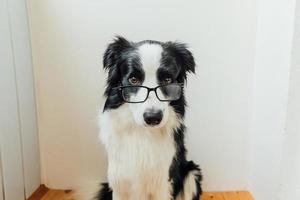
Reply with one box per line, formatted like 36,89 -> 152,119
114,83 -> 183,103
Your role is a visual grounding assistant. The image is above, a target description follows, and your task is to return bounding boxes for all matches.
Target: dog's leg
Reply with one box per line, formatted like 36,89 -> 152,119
176,161 -> 202,200
95,183 -> 112,200
183,169 -> 202,200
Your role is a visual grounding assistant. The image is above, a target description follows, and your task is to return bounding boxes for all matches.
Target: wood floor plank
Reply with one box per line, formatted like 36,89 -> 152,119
201,192 -> 225,200
236,191 -> 254,200
222,192 -> 241,200
212,193 -> 225,200
201,192 -> 213,200
201,191 -> 254,200
41,189 -> 74,200
28,185 -> 49,200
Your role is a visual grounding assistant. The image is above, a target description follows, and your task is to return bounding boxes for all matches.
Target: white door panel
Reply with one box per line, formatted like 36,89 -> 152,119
0,0 -> 41,199
6,0 -> 41,197
0,0 -> 26,198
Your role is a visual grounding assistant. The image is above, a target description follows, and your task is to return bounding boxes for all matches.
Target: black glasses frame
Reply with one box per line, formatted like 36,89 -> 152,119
114,83 -> 184,103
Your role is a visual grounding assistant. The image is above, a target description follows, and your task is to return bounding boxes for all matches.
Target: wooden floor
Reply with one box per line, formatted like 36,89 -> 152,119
37,189 -> 254,200
201,192 -> 253,200
41,189 -> 74,200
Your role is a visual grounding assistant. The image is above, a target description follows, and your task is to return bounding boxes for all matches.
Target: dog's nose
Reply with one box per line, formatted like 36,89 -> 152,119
143,110 -> 163,126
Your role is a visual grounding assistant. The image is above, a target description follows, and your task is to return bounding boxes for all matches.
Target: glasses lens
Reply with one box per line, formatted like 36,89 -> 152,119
121,86 -> 148,103
157,84 -> 182,101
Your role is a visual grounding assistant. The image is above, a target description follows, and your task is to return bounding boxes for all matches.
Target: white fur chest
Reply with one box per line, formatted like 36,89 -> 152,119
99,105 -> 178,200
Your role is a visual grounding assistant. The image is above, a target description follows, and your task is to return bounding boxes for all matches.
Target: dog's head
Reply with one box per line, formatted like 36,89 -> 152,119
103,36 -> 195,128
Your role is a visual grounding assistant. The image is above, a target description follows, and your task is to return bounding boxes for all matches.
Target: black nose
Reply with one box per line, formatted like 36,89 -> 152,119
143,110 -> 163,126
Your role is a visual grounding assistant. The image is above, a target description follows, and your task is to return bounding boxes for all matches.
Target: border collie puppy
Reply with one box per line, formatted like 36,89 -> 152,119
97,36 -> 202,200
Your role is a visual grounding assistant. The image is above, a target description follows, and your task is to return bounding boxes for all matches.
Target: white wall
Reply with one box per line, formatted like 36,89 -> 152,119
27,0 -> 257,190
279,1 -> 300,199
249,0 -> 296,199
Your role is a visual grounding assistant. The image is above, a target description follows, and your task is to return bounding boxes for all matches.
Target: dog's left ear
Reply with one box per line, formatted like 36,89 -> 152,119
164,42 -> 196,81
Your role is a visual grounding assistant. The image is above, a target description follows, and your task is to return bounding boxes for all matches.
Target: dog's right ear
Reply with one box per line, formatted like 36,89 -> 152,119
103,36 -> 132,95
102,36 -> 132,110
103,36 -> 132,71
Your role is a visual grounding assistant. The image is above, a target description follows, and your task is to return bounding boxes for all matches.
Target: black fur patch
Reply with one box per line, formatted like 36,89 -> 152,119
169,125 -> 203,199
95,183 -> 112,200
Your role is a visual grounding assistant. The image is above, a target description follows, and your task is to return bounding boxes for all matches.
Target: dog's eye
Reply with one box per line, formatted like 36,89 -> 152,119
128,77 -> 140,85
162,77 -> 172,85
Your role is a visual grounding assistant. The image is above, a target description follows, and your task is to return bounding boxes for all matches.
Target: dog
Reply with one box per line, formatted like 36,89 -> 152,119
96,36 -> 202,200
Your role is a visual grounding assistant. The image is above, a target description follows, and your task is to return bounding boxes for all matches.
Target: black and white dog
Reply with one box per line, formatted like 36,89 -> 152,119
96,36 -> 202,200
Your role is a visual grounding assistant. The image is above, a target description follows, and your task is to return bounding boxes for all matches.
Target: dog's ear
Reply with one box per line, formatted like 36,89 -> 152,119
103,36 -> 132,95
102,36 -> 132,110
164,42 -> 195,82
103,36 -> 132,71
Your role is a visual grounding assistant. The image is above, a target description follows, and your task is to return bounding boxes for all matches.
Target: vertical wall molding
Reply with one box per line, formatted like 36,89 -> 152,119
6,0 -> 41,198
0,0 -> 26,198
249,0 -> 296,199
0,0 -> 41,199
278,1 -> 300,199
0,149 -> 5,200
